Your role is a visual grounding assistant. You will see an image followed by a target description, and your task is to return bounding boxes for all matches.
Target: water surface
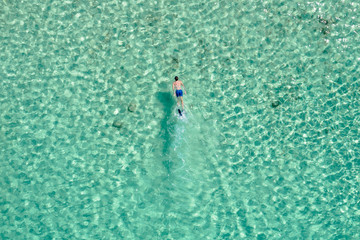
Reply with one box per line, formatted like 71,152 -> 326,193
1,0 -> 360,239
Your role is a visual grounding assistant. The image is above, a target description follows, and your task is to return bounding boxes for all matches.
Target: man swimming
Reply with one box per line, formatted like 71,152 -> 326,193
172,76 -> 187,110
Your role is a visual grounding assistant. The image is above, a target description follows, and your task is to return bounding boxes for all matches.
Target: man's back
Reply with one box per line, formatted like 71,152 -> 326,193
173,80 -> 184,90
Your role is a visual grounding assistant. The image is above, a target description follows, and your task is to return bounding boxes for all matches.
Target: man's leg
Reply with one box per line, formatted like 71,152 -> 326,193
180,97 -> 184,109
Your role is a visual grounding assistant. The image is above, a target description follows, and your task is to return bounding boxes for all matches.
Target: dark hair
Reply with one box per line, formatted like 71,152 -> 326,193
175,76 -> 178,81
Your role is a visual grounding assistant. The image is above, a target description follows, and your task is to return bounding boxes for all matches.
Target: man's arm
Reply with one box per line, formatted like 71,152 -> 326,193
181,82 -> 187,94
172,82 -> 175,96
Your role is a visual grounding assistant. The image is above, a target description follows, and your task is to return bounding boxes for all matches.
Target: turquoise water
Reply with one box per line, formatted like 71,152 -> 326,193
1,0 -> 360,239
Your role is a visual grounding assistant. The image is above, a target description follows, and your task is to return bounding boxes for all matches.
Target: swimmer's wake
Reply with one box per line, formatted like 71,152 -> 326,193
171,115 -> 193,183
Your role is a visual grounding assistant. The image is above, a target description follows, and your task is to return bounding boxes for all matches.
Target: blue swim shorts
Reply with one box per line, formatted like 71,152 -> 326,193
176,90 -> 183,97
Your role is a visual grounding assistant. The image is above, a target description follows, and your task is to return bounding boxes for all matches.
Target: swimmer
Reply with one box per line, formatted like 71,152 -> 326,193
172,76 -> 187,110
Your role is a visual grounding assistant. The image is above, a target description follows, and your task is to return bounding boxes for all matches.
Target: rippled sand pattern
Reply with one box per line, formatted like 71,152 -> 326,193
1,0 -> 360,239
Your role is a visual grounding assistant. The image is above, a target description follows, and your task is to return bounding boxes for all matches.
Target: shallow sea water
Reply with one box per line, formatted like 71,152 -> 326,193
1,0 -> 360,239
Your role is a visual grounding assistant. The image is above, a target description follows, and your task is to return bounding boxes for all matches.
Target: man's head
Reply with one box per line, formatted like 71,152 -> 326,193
175,76 -> 178,81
